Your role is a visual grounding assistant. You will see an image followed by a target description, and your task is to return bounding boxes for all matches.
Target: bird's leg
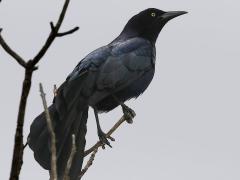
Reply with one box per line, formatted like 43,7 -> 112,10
112,95 -> 136,124
93,107 -> 114,149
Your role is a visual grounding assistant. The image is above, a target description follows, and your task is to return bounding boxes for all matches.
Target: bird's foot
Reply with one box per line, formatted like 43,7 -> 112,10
98,130 -> 115,149
122,104 -> 136,124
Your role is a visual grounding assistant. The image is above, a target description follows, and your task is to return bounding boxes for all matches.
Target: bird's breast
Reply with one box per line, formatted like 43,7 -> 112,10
119,68 -> 155,99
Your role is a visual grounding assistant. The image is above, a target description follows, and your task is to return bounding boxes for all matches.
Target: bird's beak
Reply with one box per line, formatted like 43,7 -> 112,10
161,11 -> 188,21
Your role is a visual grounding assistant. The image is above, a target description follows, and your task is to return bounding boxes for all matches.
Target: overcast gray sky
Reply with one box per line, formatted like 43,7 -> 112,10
0,0 -> 240,179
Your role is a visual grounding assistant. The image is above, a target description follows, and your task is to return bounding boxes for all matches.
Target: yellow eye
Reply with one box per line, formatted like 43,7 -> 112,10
151,12 -> 156,17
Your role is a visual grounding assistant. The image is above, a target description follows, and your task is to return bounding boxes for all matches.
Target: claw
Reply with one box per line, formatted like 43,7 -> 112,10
122,105 -> 136,124
108,136 -> 115,141
101,143 -> 106,149
98,130 -> 113,148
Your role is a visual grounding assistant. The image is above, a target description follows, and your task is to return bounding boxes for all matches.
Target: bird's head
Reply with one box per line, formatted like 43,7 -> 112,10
118,8 -> 187,44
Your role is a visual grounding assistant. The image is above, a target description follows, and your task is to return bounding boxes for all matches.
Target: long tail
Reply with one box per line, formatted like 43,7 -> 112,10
28,80 -> 89,180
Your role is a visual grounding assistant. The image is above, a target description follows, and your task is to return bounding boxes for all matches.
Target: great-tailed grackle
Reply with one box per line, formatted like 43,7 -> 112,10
28,8 -> 187,180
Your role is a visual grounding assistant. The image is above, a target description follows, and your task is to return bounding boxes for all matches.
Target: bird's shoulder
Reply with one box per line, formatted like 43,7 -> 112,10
66,46 -> 111,81
107,37 -> 155,72
111,37 -> 154,57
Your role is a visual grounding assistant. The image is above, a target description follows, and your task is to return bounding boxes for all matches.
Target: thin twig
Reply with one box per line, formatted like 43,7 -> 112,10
0,29 -> 26,68
84,114 -> 135,157
50,22 -> 79,37
23,142 -> 28,150
53,84 -> 58,97
79,149 -> 98,178
56,27 -> 79,37
39,83 -> 57,180
63,134 -> 77,180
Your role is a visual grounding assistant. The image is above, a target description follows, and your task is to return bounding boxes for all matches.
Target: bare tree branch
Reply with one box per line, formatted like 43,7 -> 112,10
84,114 -> 135,157
63,134 -> 77,180
9,68 -> 33,180
39,83 -> 58,180
0,29 -> 26,68
79,149 -> 98,178
0,0 -> 78,179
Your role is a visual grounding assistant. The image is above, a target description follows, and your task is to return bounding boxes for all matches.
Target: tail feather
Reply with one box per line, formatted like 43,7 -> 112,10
28,79 -> 89,180
57,107 -> 88,179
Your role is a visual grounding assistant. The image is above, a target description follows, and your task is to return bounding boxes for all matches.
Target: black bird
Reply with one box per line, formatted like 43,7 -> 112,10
28,8 -> 187,180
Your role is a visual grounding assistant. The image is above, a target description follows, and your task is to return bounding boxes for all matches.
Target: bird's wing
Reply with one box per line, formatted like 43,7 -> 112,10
63,37 -> 154,102
96,38 -> 154,91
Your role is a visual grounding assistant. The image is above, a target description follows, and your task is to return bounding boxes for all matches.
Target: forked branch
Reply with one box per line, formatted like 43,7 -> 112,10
32,0 -> 78,66
0,0 -> 79,179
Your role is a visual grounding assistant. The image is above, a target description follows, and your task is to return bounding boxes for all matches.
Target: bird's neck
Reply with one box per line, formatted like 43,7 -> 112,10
113,26 -> 163,45
112,31 -> 157,45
